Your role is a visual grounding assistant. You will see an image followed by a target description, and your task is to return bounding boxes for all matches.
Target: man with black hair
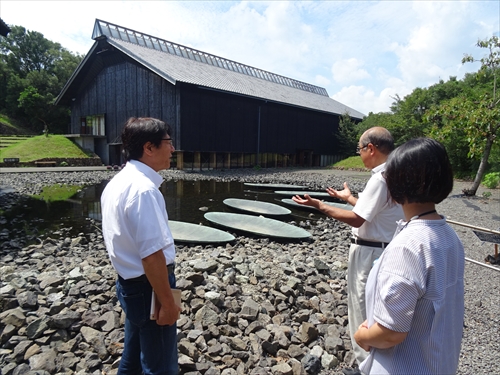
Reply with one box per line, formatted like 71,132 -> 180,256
101,117 -> 180,375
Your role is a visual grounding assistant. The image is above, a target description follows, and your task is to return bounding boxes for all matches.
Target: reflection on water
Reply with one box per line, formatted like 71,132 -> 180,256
5,180 -> 320,240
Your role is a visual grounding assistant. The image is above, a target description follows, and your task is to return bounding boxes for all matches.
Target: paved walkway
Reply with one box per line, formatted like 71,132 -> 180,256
0,166 -> 109,173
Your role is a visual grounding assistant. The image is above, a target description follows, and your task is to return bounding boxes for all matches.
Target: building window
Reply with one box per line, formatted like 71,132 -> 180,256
80,114 -> 105,135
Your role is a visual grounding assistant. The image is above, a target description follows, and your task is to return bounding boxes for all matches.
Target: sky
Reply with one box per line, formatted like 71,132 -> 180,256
1,1 -> 499,116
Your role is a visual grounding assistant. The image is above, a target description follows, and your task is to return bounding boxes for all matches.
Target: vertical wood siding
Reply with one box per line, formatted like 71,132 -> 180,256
70,60 -> 177,144
68,58 -> 340,156
180,85 -> 340,154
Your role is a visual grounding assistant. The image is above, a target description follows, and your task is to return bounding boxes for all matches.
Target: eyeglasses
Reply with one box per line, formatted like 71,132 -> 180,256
162,137 -> 174,145
356,143 -> 378,154
356,144 -> 368,154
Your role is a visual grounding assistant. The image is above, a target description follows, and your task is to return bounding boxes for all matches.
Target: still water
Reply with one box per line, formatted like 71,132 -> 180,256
6,180 -> 322,241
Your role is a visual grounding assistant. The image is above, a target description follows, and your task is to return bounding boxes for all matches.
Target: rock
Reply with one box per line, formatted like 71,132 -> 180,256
301,354 -> 321,375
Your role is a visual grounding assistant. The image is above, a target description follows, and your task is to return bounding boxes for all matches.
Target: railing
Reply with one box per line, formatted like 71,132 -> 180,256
447,219 -> 500,272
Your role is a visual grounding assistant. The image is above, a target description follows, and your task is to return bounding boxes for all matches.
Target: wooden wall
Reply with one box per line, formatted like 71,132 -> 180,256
179,84 -> 341,155
69,58 -> 341,158
70,61 -> 179,146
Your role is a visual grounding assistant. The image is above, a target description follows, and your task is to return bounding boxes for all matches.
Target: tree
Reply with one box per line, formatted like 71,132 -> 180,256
333,112 -> 361,156
0,25 -> 83,133
428,36 -> 500,195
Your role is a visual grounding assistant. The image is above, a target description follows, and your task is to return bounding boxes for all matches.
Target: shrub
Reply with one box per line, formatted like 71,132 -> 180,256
59,161 -> 68,167
482,172 -> 500,189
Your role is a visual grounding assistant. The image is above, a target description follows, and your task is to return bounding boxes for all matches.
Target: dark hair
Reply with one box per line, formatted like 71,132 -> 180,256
385,138 -> 453,204
121,117 -> 171,161
360,127 -> 395,155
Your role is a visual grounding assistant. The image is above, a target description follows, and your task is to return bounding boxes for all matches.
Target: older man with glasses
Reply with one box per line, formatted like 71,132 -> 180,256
293,127 -> 403,375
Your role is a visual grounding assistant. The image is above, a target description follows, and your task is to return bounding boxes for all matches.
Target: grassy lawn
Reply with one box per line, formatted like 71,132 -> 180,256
332,156 -> 366,170
0,114 -> 33,135
0,135 -> 91,162
32,184 -> 83,202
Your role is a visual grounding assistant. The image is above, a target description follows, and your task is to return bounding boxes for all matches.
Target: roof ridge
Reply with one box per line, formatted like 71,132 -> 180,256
92,18 -> 329,97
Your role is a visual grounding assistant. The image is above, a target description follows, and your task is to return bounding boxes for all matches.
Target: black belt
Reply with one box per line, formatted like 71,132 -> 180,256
351,238 -> 390,248
119,263 -> 175,283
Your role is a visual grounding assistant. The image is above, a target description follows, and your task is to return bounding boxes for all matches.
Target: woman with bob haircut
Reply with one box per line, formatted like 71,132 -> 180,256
354,137 -> 465,374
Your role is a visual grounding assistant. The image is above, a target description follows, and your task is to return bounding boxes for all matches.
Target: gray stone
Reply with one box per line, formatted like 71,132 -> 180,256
193,260 -> 218,273
271,362 -> 293,375
28,348 -> 57,373
1,308 -> 26,328
194,305 -> 220,327
49,309 -> 81,329
26,317 -> 50,340
240,298 -> 260,320
17,291 -> 38,309
301,354 -> 321,375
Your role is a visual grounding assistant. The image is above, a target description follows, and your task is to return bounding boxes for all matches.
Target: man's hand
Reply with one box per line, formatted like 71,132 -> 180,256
326,182 -> 354,204
142,251 -> 181,326
292,194 -> 320,209
156,299 -> 181,326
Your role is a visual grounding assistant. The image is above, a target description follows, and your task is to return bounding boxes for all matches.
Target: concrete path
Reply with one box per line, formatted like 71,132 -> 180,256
0,166 -> 109,173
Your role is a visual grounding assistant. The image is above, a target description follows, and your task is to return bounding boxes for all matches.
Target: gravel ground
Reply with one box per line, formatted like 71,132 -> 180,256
1,167 -> 499,375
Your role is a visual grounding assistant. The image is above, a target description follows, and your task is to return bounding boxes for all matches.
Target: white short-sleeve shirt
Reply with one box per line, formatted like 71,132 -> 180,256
101,160 -> 175,279
352,163 -> 403,243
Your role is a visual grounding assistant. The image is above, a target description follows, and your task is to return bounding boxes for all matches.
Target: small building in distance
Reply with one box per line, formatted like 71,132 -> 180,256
56,19 -> 364,169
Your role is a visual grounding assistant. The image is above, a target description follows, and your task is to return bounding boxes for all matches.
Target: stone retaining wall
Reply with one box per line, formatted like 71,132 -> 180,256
0,157 -> 103,168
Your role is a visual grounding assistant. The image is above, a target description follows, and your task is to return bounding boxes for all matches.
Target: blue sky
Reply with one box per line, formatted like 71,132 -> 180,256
2,1 -> 499,115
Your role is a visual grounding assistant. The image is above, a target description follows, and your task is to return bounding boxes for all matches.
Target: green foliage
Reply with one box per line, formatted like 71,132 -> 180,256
59,161 -> 69,167
333,112 -> 361,156
32,184 -> 83,202
0,25 -> 83,134
0,134 -> 91,162
356,36 -> 500,194
482,172 -> 500,189
0,113 -> 32,134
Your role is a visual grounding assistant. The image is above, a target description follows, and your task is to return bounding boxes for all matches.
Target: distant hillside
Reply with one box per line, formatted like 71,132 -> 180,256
0,114 -> 37,135
0,135 -> 93,162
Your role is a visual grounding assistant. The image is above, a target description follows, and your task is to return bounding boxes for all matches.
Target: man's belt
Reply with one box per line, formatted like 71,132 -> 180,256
351,238 -> 390,248
119,263 -> 175,283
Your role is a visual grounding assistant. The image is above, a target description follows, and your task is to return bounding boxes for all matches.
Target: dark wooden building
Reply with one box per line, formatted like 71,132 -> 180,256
56,19 -> 364,168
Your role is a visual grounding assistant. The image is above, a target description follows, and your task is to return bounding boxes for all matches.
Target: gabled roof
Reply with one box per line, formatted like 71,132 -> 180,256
57,19 -> 364,119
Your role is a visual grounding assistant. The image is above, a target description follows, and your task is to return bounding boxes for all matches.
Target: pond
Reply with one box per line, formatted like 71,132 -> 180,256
5,179 -> 330,242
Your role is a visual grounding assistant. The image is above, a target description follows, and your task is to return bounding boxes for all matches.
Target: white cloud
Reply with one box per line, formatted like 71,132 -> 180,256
332,86 -> 385,116
331,58 -> 370,84
314,75 -> 330,87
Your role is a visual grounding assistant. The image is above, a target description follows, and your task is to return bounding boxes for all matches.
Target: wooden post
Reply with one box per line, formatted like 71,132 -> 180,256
194,152 -> 201,170
224,153 -> 231,169
210,152 -> 216,170
272,153 -> 277,168
176,151 -> 184,170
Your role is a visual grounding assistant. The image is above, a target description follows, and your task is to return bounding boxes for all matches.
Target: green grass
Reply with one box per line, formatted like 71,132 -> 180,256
0,136 -> 33,148
0,114 -> 33,135
0,134 -> 91,162
32,184 -> 83,202
332,156 -> 367,169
